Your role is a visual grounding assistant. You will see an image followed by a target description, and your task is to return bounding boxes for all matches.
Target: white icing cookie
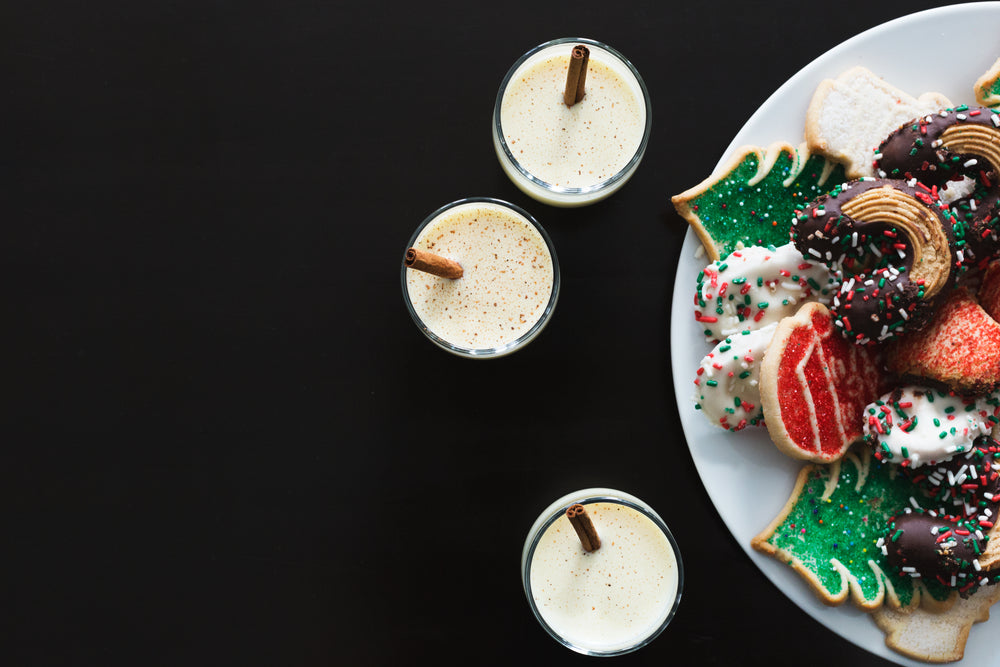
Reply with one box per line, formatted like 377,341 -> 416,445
694,323 -> 776,432
863,387 -> 998,466
694,243 -> 837,343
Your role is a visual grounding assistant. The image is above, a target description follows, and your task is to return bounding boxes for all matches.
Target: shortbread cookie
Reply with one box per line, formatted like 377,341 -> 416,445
672,142 -> 846,262
974,57 -> 1000,108
693,242 -> 838,343
759,302 -> 887,463
752,445 -> 953,610
805,66 -> 952,179
872,583 -> 1000,663
978,523 -> 1000,572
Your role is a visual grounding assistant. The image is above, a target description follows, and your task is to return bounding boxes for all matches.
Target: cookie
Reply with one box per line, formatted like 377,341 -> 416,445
805,66 -> 952,179
974,57 -> 1000,108
792,178 -> 958,344
751,445 -> 954,610
876,105 -> 1000,270
887,287 -> 1000,395
759,301 -> 887,463
862,387 -> 1000,467
871,583 -> 1000,663
976,259 -> 1000,322
694,323 -> 775,432
672,142 -> 846,262
693,242 -> 839,343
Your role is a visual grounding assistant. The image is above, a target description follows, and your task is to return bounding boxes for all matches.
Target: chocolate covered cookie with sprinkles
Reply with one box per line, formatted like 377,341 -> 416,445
792,178 -> 958,343
876,105 -> 1000,270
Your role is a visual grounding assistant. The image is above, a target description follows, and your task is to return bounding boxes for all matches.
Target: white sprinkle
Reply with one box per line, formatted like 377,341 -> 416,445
851,231 -> 858,247
957,113 -> 967,120
808,247 -> 822,259
902,566 -> 916,573
974,559 -> 983,571
992,113 -> 1000,127
965,159 -> 978,168
899,308 -> 909,320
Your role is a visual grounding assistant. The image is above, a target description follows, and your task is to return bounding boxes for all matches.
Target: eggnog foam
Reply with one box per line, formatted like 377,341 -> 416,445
500,55 -> 644,189
528,502 -> 679,652
405,202 -> 553,350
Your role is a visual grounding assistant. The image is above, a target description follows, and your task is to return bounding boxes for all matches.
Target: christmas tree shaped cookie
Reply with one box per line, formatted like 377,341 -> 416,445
752,446 -> 954,611
672,142 -> 845,263
975,57 -> 1000,108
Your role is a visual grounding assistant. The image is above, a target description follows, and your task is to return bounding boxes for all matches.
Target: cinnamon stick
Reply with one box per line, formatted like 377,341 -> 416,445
563,45 -> 590,107
566,503 -> 601,552
404,248 -> 464,280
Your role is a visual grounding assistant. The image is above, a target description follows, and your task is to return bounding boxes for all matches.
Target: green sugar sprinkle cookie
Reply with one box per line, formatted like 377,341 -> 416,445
974,57 -> 1000,108
752,445 -> 953,612
672,142 -> 846,263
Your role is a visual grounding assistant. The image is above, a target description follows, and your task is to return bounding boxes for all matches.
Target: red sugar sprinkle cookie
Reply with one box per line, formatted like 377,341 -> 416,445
760,302 -> 888,463
887,287 -> 1000,395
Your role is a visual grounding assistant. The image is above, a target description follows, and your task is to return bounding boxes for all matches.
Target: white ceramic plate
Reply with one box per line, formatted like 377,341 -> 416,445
671,4 -> 1000,665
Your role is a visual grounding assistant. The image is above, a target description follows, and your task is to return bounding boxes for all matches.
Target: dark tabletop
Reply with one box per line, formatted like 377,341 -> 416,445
8,1 -> 990,665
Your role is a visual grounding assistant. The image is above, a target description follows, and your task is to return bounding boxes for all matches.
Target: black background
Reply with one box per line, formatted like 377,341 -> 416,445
7,1 -> 992,665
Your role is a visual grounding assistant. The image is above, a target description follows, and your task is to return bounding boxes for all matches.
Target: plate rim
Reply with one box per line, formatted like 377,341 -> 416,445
670,3 -> 1000,665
